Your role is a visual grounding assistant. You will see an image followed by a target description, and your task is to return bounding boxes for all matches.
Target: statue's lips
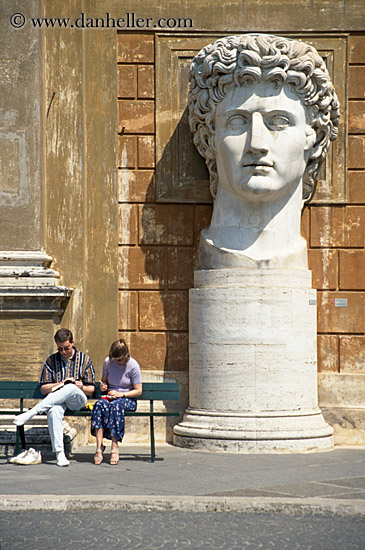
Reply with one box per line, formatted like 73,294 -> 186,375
243,163 -> 273,173
243,162 -> 273,168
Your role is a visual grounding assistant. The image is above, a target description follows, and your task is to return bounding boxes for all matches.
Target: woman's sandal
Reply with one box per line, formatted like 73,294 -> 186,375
110,450 -> 119,465
93,444 -> 105,465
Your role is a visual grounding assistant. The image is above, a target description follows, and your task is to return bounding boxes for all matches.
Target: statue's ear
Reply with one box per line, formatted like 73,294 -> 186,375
304,127 -> 316,152
305,127 -> 329,161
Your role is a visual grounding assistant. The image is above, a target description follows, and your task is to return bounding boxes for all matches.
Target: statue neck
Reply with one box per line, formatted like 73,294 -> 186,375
200,184 -> 308,269
211,184 -> 303,232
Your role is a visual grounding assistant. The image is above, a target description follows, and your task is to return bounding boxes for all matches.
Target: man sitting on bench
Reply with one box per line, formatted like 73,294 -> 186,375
13,328 -> 95,467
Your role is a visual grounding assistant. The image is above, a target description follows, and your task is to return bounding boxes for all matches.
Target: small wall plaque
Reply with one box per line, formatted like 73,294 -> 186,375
335,298 -> 348,307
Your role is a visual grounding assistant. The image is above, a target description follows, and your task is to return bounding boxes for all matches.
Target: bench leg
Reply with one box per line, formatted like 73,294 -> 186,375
15,426 -> 25,455
149,415 -> 155,463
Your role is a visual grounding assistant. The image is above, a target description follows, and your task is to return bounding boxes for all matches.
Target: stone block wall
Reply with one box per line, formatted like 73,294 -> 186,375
117,32 -> 364,394
307,35 -> 365,375
117,33 -> 212,381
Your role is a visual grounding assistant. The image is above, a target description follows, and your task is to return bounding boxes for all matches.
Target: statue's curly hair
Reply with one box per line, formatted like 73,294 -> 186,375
188,34 -> 340,201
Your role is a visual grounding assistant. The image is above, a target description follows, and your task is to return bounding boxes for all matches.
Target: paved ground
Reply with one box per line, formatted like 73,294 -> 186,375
1,445 -> 365,503
1,509 -> 364,550
1,445 -> 365,549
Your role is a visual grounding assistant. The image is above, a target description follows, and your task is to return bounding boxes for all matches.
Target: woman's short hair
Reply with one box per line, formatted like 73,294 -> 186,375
109,339 -> 130,362
188,34 -> 340,201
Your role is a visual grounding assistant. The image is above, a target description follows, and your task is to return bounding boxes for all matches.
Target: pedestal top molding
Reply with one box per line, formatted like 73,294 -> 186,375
0,251 -> 54,266
0,250 -> 71,317
194,269 -> 313,289
0,250 -> 60,287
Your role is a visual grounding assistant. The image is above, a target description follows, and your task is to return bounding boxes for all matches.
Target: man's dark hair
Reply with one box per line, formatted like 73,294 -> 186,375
54,328 -> 73,343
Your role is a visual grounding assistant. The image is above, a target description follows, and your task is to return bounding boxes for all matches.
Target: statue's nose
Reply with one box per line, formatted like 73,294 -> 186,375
246,112 -> 270,154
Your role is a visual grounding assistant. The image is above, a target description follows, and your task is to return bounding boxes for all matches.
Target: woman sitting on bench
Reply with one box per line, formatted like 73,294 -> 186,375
91,339 -> 142,465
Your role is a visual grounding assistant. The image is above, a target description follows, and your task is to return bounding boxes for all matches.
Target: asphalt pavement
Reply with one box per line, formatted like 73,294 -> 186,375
1,444 -> 365,549
1,444 -> 365,514
1,508 -> 365,550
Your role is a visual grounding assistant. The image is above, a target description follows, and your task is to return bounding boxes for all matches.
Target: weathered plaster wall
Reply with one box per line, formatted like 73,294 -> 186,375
0,0 -> 55,376
81,0 -> 365,33
0,0 -> 42,250
0,0 -> 119,380
42,5 -> 118,373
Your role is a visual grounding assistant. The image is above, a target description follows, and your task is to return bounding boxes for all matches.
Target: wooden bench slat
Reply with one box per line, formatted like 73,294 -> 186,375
0,381 -> 180,401
65,411 -> 180,417
0,390 -> 44,399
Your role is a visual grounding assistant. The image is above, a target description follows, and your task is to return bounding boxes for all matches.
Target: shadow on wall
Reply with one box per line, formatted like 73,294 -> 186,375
155,105 -> 211,203
140,106 -> 212,356
138,108 -> 212,433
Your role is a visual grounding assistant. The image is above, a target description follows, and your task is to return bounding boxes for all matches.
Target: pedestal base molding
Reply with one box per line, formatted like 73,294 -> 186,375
173,408 -> 334,452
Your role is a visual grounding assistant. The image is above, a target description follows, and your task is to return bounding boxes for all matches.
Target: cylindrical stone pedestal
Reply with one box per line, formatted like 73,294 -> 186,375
173,269 -> 333,452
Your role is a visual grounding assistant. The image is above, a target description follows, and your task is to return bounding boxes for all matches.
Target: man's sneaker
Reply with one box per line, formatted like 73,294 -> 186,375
63,422 -> 77,442
13,409 -> 36,426
56,450 -> 70,467
14,448 -> 42,465
8,448 -> 30,464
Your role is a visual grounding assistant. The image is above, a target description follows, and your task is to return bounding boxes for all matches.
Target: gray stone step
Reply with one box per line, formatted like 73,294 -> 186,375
0,415 -> 77,457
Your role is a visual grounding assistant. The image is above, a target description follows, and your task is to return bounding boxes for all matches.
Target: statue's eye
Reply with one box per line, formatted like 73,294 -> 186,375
226,115 -> 247,131
267,114 -> 291,130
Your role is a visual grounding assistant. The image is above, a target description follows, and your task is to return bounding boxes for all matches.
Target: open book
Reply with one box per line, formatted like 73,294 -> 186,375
51,378 -> 76,392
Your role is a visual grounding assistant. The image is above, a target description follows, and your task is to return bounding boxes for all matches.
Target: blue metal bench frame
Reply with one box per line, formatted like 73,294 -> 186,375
0,381 -> 180,463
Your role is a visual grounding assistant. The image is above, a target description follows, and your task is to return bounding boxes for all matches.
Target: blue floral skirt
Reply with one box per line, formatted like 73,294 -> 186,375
91,397 -> 137,442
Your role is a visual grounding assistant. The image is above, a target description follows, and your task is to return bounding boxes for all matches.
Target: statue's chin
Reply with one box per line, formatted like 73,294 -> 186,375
243,180 -> 273,195
225,176 -> 301,203
234,180 -> 282,203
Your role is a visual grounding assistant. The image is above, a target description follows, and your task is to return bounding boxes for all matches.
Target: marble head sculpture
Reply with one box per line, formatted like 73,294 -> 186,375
188,34 -> 340,269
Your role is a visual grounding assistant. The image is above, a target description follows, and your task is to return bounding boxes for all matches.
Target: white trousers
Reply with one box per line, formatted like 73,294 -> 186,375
35,385 -> 87,453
